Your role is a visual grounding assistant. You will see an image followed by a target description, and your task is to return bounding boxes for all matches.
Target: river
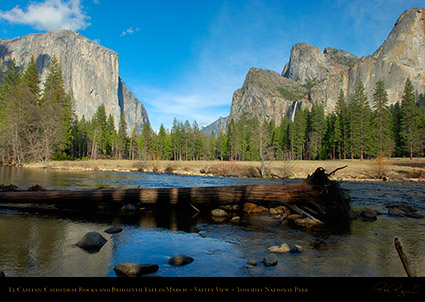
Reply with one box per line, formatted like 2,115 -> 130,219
0,166 -> 424,277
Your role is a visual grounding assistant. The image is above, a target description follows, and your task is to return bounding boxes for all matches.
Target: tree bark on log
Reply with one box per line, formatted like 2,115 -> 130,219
0,167 -> 351,226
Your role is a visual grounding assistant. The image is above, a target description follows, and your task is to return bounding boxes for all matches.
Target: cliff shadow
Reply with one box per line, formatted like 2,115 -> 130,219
36,54 -> 51,74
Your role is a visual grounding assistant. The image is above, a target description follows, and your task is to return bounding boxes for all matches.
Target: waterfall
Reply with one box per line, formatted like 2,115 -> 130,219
289,101 -> 300,122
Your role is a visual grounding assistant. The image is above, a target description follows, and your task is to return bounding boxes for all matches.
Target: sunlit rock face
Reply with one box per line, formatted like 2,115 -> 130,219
0,29 -> 149,134
221,8 -> 425,128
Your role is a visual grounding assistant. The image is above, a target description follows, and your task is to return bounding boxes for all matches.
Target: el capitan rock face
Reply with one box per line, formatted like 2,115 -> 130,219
215,8 -> 425,131
0,29 -> 149,134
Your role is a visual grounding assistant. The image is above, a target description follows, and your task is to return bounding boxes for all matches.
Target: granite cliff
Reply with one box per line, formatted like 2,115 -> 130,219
209,8 -> 425,132
0,29 -> 149,134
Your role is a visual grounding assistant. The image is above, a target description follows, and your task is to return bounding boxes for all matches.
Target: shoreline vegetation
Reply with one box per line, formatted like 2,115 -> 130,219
21,157 -> 425,182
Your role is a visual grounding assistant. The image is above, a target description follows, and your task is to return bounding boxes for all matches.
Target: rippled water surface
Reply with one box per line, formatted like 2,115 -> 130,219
1,166 -> 424,277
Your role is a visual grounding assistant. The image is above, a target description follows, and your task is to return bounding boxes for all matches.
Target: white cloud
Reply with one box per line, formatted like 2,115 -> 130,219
0,0 -> 90,31
120,26 -> 140,37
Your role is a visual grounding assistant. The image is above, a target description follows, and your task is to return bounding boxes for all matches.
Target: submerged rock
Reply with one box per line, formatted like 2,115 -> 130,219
114,262 -> 159,277
168,255 -> 194,266
268,243 -> 303,253
268,243 -> 291,253
294,217 -> 324,227
104,226 -> 123,234
360,208 -> 379,221
262,254 -> 278,267
387,204 -> 424,218
75,231 -> 107,252
247,258 -> 257,266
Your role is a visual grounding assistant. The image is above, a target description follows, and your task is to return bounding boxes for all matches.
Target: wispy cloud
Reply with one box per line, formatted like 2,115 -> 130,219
132,82 -> 233,130
130,1 -> 294,130
120,26 -> 139,37
0,0 -> 90,31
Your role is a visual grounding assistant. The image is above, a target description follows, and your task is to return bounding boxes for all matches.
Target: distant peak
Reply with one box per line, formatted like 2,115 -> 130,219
373,7 -> 425,58
392,8 -> 422,29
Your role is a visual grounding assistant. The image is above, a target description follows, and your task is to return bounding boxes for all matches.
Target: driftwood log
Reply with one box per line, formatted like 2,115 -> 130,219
394,236 -> 417,277
0,167 -> 351,226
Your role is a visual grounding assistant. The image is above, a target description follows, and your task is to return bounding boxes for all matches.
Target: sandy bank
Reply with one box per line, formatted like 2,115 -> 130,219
22,158 -> 425,182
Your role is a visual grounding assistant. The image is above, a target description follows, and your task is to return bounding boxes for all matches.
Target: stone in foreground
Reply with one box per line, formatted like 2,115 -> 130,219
75,231 -> 107,252
114,262 -> 159,277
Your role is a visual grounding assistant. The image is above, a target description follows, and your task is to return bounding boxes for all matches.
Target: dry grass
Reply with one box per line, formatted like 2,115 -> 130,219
23,158 -> 425,181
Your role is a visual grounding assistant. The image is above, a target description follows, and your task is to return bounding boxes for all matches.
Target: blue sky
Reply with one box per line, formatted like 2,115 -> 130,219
1,0 -> 424,130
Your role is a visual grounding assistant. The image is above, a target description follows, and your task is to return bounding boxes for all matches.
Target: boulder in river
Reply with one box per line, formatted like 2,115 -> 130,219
243,203 -> 268,214
386,204 -> 424,218
211,209 -> 228,218
359,208 -> 379,221
168,255 -> 194,266
114,262 -> 159,277
231,216 -> 241,222
75,231 -> 107,252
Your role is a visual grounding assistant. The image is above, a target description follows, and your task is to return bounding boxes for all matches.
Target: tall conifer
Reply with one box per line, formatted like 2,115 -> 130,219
372,80 -> 393,156
400,78 -> 420,159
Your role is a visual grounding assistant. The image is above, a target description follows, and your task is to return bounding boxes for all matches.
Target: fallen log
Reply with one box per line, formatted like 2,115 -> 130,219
0,167 -> 351,226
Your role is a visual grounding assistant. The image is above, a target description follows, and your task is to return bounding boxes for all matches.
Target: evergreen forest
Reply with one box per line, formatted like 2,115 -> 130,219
1,58 -> 425,165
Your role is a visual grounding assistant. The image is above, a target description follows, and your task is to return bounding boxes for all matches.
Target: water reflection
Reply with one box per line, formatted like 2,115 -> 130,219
0,167 -> 424,276
0,166 -> 286,190
0,213 -> 113,276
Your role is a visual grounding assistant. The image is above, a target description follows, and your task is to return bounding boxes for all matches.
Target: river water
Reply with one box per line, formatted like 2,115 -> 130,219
0,166 -> 424,277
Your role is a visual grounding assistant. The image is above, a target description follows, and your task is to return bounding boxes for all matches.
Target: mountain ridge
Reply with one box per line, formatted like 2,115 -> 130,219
204,7 -> 425,133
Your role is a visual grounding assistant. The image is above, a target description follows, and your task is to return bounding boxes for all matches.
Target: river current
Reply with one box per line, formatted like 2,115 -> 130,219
0,166 -> 424,277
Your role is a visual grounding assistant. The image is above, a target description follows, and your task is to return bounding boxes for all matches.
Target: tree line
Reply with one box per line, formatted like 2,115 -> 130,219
1,56 -> 424,164
69,78 -> 425,162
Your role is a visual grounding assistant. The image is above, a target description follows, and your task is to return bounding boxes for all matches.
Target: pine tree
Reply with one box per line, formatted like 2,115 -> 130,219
372,80 -> 394,156
157,124 -> 168,160
22,56 -> 40,101
226,118 -> 238,160
130,129 -> 139,160
217,130 -> 229,160
293,108 -> 307,160
335,89 -> 350,158
306,103 -> 325,159
349,80 -> 372,159
390,102 -> 403,156
0,60 -> 23,163
323,114 -> 341,159
140,123 -> 152,160
40,55 -> 73,159
118,114 -> 128,159
400,78 -> 420,159
93,104 -> 108,155
42,56 -> 66,104
106,114 -> 116,157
